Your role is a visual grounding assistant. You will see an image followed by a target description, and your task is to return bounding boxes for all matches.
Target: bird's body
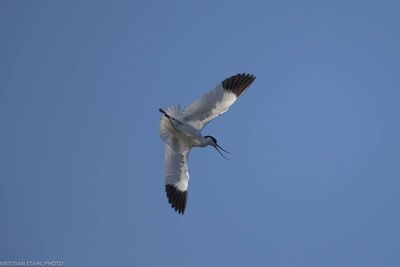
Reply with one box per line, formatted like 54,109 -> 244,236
160,106 -> 209,148
159,73 -> 256,214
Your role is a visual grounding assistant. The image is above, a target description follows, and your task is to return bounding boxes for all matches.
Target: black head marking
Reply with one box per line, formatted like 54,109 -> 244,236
205,135 -> 233,159
204,135 -> 217,144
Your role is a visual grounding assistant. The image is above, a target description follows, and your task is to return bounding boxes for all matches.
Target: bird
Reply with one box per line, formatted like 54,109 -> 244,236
159,73 -> 256,214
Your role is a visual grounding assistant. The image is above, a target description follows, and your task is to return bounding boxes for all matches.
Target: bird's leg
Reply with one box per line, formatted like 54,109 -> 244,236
167,117 -> 179,132
159,108 -> 182,132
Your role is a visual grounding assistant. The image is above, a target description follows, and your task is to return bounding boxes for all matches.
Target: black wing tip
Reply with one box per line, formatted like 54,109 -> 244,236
165,185 -> 188,215
222,73 -> 256,97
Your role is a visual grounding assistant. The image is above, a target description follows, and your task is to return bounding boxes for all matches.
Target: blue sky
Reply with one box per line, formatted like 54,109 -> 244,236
1,1 -> 399,266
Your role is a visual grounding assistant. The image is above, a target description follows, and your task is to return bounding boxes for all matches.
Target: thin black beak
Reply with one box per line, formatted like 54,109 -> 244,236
216,143 -> 234,155
213,144 -> 234,160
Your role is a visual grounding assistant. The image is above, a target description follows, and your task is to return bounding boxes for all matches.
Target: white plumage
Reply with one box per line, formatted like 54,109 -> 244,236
159,73 -> 256,214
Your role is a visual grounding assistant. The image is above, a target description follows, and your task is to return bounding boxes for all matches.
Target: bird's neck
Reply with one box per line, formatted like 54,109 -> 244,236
199,137 -> 212,147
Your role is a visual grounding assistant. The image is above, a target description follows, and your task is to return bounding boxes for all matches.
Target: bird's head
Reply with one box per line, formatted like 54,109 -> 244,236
204,135 -> 233,159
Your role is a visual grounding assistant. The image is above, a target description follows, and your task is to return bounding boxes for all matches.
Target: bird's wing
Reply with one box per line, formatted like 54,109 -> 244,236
164,137 -> 190,214
183,73 -> 256,130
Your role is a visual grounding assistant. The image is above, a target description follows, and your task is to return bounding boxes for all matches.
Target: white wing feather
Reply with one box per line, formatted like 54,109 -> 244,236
164,137 -> 190,214
164,141 -> 190,191
184,85 -> 236,130
184,73 -> 255,130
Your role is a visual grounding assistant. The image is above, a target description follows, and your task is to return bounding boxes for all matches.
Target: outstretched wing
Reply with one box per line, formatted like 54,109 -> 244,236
183,73 -> 256,130
164,137 -> 190,214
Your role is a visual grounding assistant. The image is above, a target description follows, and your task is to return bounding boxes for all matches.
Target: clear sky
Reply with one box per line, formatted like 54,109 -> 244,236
1,1 -> 399,266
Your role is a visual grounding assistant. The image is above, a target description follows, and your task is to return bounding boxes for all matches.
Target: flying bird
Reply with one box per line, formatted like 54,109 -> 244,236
159,73 -> 256,214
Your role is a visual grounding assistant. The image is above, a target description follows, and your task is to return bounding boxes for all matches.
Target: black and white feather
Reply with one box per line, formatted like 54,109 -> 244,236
160,73 -> 256,214
184,73 -> 256,130
164,141 -> 189,214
